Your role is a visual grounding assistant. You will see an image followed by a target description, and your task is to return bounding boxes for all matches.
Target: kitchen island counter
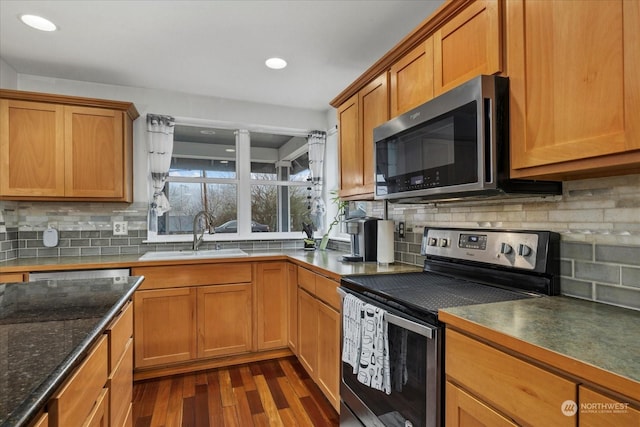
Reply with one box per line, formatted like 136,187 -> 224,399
0,275 -> 144,427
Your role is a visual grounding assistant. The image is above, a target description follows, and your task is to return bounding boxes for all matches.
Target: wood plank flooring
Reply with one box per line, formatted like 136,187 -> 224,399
132,356 -> 339,427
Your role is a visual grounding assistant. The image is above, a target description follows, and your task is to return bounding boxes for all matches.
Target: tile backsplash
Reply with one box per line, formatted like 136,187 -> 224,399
1,174 -> 639,310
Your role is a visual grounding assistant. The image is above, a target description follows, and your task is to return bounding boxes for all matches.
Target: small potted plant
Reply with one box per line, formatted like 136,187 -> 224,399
319,191 -> 348,250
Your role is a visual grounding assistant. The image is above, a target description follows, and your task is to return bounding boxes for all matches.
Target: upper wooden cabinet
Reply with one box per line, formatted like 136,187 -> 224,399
389,37 -> 434,116
507,0 -> 640,180
0,89 -> 138,201
338,73 -> 389,200
433,0 -> 502,95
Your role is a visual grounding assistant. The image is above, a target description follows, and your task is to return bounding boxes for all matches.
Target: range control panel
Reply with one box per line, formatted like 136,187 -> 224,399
421,228 -> 542,270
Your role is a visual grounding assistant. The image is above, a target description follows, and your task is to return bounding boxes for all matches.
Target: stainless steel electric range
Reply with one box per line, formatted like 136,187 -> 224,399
338,227 -> 560,427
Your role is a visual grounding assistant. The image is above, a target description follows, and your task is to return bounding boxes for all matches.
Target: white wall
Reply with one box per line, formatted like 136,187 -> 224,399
0,57 -> 18,89
17,74 -> 330,203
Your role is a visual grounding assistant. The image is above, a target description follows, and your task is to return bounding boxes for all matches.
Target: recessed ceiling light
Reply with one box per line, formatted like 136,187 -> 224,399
20,14 -> 57,32
200,130 -> 216,135
265,57 -> 287,70
225,148 -> 236,153
220,160 -> 229,164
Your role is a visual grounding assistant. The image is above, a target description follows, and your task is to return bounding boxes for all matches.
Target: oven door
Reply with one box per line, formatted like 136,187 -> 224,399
339,288 -> 441,427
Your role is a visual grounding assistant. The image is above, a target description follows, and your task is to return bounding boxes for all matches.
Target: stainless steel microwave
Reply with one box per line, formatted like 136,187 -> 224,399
374,75 -> 561,202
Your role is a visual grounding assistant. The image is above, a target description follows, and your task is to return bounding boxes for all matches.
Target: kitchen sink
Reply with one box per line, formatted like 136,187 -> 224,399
138,248 -> 248,261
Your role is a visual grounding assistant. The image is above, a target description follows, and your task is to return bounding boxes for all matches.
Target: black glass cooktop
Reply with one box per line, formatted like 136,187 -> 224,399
341,271 -> 539,324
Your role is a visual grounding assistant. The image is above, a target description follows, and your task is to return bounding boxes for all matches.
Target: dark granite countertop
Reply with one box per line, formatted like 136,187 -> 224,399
439,296 -> 640,401
0,276 -> 144,427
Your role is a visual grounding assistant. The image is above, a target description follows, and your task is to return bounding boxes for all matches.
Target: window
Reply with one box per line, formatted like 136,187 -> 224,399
152,124 -> 312,241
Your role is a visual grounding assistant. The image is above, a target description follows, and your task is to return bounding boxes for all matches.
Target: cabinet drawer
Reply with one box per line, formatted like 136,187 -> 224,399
107,302 -> 132,373
315,275 -> 340,311
49,335 -> 108,427
297,267 -> 316,293
83,387 -> 108,427
31,412 -> 48,427
446,329 -> 576,426
109,339 -> 133,427
133,263 -> 252,290
0,272 -> 25,283
580,386 -> 640,427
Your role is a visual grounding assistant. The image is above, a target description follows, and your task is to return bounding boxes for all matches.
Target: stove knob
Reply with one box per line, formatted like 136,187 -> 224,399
518,244 -> 532,257
428,237 -> 438,246
500,242 -> 513,254
438,238 -> 449,247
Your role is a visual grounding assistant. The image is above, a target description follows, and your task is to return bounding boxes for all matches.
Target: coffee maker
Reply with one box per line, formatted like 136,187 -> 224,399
342,217 -> 379,262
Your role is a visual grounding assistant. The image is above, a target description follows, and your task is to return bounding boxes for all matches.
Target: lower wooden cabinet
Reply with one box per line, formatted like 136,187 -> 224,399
0,272 -> 26,283
133,287 -> 197,368
49,335 -> 108,427
298,288 -> 318,376
83,388 -> 109,427
197,283 -> 252,358
446,329 -> 576,426
445,328 -> 640,427
132,262 -> 289,372
287,263 -> 298,354
255,262 -> 288,350
446,381 -> 518,427
296,266 -> 341,411
109,340 -> 133,427
316,301 -> 340,409
579,386 -> 640,427
30,412 -> 48,427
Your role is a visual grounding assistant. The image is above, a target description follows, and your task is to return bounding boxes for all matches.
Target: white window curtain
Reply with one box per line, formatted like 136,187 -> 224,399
308,130 -> 326,232
147,114 -> 175,221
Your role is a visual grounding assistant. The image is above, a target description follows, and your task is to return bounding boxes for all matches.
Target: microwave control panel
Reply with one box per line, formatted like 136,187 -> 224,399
421,229 -> 540,271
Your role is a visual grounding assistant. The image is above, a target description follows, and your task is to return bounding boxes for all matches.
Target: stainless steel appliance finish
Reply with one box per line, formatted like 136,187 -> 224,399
343,217 -> 380,262
29,268 -> 131,282
339,227 -> 560,427
374,75 -> 562,203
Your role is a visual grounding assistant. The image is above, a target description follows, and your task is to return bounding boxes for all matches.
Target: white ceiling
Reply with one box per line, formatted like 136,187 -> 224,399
0,0 -> 444,112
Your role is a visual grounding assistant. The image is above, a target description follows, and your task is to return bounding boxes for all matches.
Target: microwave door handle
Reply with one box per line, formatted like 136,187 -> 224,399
338,288 -> 437,339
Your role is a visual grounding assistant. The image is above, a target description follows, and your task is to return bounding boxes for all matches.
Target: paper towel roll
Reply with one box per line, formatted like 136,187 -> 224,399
377,220 -> 395,264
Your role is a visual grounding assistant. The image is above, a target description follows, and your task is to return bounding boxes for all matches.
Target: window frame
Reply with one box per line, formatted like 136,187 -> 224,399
145,118 -> 317,243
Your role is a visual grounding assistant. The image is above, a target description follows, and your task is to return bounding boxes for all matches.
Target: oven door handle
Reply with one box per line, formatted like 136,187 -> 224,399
338,288 -> 438,339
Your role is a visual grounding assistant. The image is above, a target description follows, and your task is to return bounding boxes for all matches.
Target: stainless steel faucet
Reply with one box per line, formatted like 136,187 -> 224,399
192,210 -> 215,251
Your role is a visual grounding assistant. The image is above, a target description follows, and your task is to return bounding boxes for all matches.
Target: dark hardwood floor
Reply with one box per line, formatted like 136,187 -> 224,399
132,356 -> 339,427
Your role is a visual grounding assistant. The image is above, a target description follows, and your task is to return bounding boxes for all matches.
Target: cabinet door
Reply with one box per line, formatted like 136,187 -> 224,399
359,73 -> 389,196
297,288 -> 318,377
337,93 -> 360,199
197,283 -> 252,358
287,263 -> 298,354
316,301 -> 340,411
133,288 -> 196,368
507,0 -> 640,179
338,72 -> 389,200
446,381 -> 518,427
434,0 -> 502,95
579,386 -> 640,427
256,262 -> 288,350
64,106 -> 124,198
390,38 -> 434,116
0,99 -> 65,197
